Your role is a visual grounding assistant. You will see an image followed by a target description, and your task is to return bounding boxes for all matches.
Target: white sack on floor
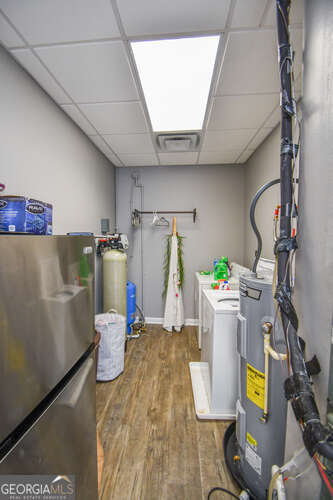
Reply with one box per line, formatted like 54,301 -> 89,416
163,234 -> 184,332
95,312 -> 126,381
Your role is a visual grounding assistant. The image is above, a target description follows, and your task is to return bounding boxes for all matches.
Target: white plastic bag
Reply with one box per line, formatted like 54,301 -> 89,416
95,311 -> 126,381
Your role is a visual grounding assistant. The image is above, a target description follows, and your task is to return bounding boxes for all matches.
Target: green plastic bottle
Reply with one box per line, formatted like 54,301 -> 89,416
214,256 -> 229,280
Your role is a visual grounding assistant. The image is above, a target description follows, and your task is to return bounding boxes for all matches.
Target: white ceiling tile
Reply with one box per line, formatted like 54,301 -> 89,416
35,41 -> 138,103
118,153 -> 158,167
216,31 -> 279,95
103,134 -> 155,154
208,94 -> 279,130
117,0 -> 231,36
264,105 -> 280,128
202,129 -> 257,152
158,152 -> 198,165
89,136 -> 123,166
10,48 -> 71,104
247,127 -> 274,150
231,0 -> 266,28
1,0 -> 120,45
61,105 -> 97,135
237,150 -> 254,163
80,102 -> 148,134
199,151 -> 241,164
263,0 -> 304,27
0,12 -> 25,48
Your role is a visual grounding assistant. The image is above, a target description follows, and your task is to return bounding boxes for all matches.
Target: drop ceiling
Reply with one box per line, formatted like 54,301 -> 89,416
0,0 -> 304,167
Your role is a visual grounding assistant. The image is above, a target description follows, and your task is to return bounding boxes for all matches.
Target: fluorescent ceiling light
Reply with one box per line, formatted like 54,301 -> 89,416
131,35 -> 220,132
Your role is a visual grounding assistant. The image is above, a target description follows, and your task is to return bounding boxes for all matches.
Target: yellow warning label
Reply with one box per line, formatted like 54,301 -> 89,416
247,363 -> 265,409
247,432 -> 257,450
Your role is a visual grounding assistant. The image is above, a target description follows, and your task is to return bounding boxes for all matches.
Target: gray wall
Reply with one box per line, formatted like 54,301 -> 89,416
116,165 -> 245,319
243,126 -> 280,268
0,46 -> 116,235
243,1 -> 333,497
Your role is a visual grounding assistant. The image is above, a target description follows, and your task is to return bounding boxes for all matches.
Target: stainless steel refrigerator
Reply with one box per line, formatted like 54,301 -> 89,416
0,235 -> 98,499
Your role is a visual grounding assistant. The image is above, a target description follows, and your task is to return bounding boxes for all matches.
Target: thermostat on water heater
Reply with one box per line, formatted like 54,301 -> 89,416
240,283 -> 262,301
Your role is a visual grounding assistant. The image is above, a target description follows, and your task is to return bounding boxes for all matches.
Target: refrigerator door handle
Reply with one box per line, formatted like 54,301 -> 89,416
0,333 -> 99,464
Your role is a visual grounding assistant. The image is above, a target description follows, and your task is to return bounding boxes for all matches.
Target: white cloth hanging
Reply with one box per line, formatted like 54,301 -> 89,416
163,234 -> 184,332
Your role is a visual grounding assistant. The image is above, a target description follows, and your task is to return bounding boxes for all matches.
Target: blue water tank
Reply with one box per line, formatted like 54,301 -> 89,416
127,281 -> 136,334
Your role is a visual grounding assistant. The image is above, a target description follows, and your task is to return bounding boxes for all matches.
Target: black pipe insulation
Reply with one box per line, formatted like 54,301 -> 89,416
275,0 -> 333,460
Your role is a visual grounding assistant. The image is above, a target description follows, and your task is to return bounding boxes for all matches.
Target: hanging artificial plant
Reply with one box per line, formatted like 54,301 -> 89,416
162,233 -> 185,298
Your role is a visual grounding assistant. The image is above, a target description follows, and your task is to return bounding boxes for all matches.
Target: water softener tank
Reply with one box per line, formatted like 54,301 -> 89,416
127,281 -> 136,334
103,250 -> 127,318
225,273 -> 287,500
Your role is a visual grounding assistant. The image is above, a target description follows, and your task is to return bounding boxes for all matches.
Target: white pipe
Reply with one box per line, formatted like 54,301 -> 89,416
261,324 -> 287,421
264,333 -> 287,361
269,465 -> 287,500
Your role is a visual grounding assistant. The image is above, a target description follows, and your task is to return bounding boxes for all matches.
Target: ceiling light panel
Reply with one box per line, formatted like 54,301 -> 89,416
132,35 -> 220,132
0,0 -> 120,44
117,0 -> 230,37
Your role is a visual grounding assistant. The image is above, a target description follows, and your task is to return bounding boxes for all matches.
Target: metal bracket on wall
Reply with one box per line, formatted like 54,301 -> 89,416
132,208 -> 197,223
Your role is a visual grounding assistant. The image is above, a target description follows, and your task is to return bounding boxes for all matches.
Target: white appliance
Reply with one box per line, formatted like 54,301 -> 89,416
194,263 -> 248,349
194,272 -> 214,349
190,289 -> 239,420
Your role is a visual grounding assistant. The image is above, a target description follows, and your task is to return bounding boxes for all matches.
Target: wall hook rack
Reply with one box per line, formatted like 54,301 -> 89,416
132,208 -> 197,223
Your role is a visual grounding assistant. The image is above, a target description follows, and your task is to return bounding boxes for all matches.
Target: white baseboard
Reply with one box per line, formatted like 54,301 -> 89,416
185,318 -> 199,326
146,317 -> 198,326
145,317 -> 164,324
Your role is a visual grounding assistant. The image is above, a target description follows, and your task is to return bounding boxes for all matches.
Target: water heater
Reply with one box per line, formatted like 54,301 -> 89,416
225,273 -> 287,499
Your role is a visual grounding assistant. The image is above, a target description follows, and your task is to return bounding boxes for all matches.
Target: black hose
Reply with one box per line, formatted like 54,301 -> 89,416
275,0 -> 333,462
207,487 -> 239,499
317,442 -> 333,462
250,178 -> 280,273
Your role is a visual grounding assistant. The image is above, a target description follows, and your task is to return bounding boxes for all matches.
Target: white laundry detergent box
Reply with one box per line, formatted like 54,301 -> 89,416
0,196 -> 53,234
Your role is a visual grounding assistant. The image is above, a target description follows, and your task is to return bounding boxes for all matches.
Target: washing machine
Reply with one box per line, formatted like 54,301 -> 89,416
194,272 -> 214,349
190,289 -> 240,419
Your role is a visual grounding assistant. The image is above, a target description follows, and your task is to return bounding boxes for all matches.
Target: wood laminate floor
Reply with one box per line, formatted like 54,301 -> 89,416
96,325 -> 239,500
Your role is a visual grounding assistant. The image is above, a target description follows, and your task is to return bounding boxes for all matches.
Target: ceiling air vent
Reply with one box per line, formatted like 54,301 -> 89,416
156,133 -> 200,152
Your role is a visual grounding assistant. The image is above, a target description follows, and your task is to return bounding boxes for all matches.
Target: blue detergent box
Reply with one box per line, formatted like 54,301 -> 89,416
43,202 -> 53,235
0,196 -> 53,235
